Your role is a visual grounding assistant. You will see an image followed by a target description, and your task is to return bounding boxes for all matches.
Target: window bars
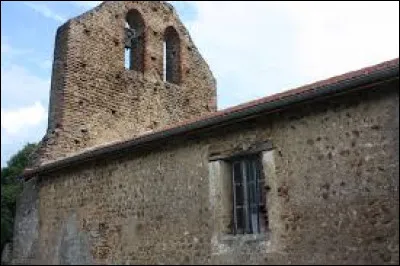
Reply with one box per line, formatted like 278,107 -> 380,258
232,156 -> 266,234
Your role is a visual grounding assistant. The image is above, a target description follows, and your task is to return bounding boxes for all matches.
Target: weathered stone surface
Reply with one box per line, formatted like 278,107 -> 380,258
59,212 -> 93,265
1,243 -> 12,265
11,1 -> 399,265
34,1 -> 217,166
14,80 -> 399,264
11,178 -> 39,265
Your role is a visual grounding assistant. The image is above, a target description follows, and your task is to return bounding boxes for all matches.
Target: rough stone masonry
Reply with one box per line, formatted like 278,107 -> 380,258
9,1 -> 399,265
32,1 -> 217,166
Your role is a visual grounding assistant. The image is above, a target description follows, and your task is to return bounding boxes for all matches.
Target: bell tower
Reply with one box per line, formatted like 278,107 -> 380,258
35,1 -> 217,165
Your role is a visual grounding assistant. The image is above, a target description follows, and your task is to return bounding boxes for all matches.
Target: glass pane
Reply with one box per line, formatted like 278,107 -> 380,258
235,184 -> 244,206
247,182 -> 254,206
163,41 -> 167,82
250,206 -> 259,233
247,160 -> 255,182
233,162 -> 242,184
236,207 -> 244,234
124,48 -> 130,69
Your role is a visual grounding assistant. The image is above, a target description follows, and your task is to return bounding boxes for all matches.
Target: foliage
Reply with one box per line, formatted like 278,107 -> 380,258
1,143 -> 38,255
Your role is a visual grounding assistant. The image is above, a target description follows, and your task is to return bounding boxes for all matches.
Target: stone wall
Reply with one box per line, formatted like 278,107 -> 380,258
35,1 -> 217,165
14,80 -> 398,264
11,178 -> 40,265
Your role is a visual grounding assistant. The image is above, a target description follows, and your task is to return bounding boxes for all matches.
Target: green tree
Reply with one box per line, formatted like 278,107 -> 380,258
1,143 -> 38,255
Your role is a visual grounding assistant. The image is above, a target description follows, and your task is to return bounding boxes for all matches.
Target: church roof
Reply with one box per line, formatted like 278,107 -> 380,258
23,58 -> 399,180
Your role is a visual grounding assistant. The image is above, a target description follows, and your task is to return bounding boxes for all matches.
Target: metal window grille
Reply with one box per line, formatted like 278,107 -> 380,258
232,156 -> 266,234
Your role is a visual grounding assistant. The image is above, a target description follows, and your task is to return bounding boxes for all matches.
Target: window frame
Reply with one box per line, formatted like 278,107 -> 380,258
163,26 -> 181,84
124,9 -> 145,73
229,154 -> 266,235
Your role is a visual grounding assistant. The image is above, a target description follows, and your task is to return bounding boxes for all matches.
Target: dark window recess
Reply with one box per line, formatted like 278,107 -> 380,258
163,26 -> 181,84
124,9 -> 145,72
232,156 -> 267,234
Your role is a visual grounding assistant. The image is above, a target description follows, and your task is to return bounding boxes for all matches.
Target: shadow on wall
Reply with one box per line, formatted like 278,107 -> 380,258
59,212 -> 93,265
10,179 -> 93,265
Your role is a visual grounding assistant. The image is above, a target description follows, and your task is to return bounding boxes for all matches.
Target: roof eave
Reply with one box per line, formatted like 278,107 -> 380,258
23,61 -> 399,180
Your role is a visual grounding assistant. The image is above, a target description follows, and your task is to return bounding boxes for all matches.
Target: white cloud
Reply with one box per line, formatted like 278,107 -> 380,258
1,37 -> 50,165
1,102 -> 47,135
24,2 -> 66,22
185,1 -> 399,108
1,41 -> 12,54
1,37 -> 32,57
1,64 -> 50,109
73,1 -> 102,9
2,37 -> 53,71
279,1 -> 399,79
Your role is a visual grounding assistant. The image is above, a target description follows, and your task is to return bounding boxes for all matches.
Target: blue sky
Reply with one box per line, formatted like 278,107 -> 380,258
1,1 -> 399,167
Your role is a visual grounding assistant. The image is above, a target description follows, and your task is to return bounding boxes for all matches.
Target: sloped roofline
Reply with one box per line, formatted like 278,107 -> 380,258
23,58 -> 399,180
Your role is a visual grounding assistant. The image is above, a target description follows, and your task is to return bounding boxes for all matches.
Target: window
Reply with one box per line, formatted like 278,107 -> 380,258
231,155 -> 267,234
125,9 -> 145,72
163,40 -> 167,82
163,26 -> 181,84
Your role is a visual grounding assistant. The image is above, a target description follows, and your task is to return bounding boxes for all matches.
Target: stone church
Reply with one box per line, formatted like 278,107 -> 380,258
9,1 -> 399,265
